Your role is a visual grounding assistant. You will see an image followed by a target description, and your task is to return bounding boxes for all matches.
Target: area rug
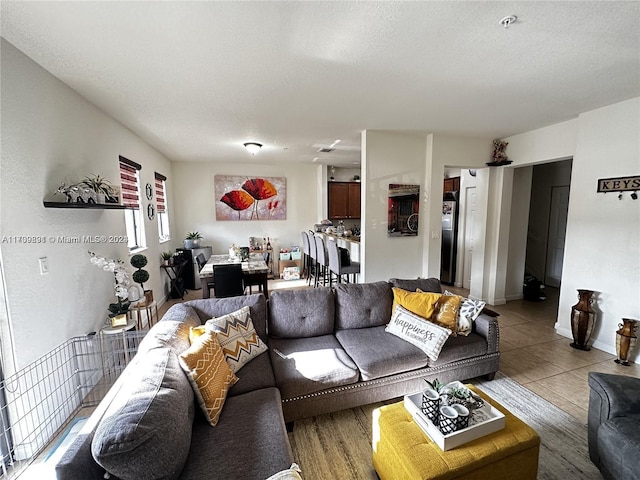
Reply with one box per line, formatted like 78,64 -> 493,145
475,373 -> 602,479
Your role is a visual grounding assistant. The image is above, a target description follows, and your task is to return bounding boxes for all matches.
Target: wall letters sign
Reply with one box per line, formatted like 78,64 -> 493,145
597,175 -> 640,192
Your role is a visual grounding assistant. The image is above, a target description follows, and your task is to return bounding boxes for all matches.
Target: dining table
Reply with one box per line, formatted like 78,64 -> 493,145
199,253 -> 269,299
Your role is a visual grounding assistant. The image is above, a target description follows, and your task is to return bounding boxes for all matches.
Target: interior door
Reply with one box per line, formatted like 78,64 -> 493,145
462,186 -> 476,289
545,185 -> 570,287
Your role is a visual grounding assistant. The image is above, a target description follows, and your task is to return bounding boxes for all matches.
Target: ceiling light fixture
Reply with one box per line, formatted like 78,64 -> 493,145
499,15 -> 517,28
243,142 -> 262,155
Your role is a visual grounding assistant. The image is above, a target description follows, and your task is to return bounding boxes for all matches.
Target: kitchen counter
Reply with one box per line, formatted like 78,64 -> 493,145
315,232 -> 360,263
318,232 -> 360,244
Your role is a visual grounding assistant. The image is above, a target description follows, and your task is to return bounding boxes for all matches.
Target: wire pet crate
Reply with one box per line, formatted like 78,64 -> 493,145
0,329 -> 147,478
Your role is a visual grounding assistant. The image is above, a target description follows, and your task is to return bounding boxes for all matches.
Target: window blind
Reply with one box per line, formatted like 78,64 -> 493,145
155,172 -> 167,213
119,156 -> 141,209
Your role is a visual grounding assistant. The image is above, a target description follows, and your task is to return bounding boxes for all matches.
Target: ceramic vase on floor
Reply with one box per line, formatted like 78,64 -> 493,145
570,289 -> 596,351
615,318 -> 638,366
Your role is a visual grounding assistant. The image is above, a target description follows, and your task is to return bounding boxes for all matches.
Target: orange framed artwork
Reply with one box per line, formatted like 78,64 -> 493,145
215,175 -> 286,221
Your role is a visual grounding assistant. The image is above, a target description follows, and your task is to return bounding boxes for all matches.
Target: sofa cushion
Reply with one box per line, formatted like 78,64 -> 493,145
91,348 -> 194,480
385,305 -> 452,361
204,306 -> 268,372
389,277 -> 442,294
179,329 -> 238,426
137,304 -> 202,355
180,387 -> 294,480
268,288 -> 335,338
428,333 -> 489,366
335,325 -> 429,381
334,281 -> 393,330
269,335 -> 359,399
228,349 -> 276,397
185,294 -> 268,342
597,415 -> 640,480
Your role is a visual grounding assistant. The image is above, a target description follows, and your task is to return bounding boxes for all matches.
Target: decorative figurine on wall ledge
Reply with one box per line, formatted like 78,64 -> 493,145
486,139 -> 513,166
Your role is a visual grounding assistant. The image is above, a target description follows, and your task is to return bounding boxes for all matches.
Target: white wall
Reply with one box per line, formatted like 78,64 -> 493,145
504,98 -> 640,360
171,161 -> 319,258
0,40 -> 175,370
559,98 -> 640,360
360,130 -> 427,282
506,166 -> 532,300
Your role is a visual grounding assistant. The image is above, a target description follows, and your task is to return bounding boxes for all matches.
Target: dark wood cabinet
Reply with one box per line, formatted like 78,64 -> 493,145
443,177 -> 460,197
328,182 -> 361,219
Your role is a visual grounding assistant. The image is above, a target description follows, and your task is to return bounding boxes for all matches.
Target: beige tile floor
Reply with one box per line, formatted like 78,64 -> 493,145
164,282 -> 640,426
464,286 -> 639,425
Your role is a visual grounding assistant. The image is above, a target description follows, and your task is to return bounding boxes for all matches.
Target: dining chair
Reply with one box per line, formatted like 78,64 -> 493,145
313,235 -> 330,287
196,253 -> 215,296
243,271 -> 267,295
213,264 -> 245,298
327,239 -> 361,284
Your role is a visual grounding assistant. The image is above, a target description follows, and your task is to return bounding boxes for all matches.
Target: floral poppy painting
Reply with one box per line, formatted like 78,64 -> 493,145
215,175 -> 286,220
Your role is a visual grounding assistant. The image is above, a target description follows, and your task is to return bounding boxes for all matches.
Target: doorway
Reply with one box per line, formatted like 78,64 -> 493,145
524,159 -> 573,289
545,185 -> 570,287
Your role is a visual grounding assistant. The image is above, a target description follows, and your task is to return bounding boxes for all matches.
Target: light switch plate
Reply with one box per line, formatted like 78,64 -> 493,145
39,257 -> 49,275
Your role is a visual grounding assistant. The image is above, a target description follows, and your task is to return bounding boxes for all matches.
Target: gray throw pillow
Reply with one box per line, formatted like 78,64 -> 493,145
92,348 -> 194,480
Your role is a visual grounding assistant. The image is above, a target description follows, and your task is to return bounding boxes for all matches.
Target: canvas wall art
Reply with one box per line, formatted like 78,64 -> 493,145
215,175 -> 286,220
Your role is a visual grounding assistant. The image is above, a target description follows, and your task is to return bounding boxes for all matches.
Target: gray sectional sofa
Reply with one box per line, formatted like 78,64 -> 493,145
56,277 -> 500,480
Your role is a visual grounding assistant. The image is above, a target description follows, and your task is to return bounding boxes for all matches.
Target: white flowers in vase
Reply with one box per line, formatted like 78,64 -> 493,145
89,251 -> 131,317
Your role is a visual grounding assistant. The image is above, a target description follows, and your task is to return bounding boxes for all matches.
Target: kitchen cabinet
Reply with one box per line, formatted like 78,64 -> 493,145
443,177 -> 460,197
328,182 -> 361,219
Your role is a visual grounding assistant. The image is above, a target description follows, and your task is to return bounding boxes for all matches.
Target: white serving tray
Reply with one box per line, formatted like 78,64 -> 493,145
404,389 -> 506,451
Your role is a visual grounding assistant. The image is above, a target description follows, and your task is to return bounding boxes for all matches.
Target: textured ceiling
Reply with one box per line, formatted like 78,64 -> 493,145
1,1 -> 639,166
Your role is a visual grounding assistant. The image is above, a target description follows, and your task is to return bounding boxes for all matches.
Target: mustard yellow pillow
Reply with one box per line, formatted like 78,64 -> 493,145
189,325 -> 207,344
434,294 -> 462,333
392,287 -> 442,320
179,329 -> 238,426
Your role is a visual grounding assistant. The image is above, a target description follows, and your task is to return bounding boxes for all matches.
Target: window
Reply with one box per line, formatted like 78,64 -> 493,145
119,156 -> 145,251
155,172 -> 170,242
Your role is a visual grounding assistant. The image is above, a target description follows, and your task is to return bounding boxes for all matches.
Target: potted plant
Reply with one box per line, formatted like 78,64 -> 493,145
83,174 -> 117,204
161,251 -> 173,266
89,251 -> 131,326
130,254 -> 152,305
184,231 -> 203,249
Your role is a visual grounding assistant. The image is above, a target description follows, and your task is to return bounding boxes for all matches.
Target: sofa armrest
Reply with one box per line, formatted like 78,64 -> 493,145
588,372 -> 640,466
473,313 -> 499,354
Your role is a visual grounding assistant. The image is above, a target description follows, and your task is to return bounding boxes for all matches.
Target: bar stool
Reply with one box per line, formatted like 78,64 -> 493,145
306,232 -> 317,286
301,231 -> 310,279
314,235 -> 330,287
327,239 -> 361,284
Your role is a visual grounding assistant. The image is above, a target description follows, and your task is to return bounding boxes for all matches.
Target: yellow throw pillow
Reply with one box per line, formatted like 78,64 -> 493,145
392,287 -> 442,320
179,330 -> 238,426
434,294 -> 462,333
189,325 -> 207,344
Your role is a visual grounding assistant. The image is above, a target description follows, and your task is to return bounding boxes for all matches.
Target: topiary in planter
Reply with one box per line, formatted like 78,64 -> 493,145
130,254 -> 151,303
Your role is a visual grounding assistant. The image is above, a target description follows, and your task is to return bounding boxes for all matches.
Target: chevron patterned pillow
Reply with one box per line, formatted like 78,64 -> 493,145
179,330 -> 238,426
205,306 -> 268,373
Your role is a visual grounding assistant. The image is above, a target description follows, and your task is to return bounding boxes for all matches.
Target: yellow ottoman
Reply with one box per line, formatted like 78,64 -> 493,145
372,386 -> 540,480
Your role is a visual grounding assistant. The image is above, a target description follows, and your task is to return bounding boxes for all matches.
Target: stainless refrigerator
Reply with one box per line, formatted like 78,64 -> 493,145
440,192 -> 458,285
177,246 -> 212,290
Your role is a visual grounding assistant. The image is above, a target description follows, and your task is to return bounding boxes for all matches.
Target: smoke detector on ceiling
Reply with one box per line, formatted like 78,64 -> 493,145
499,15 -> 517,28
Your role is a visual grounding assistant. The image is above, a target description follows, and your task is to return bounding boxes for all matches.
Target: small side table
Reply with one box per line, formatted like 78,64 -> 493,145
100,319 -> 136,376
128,300 -> 158,330
161,261 -> 188,299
